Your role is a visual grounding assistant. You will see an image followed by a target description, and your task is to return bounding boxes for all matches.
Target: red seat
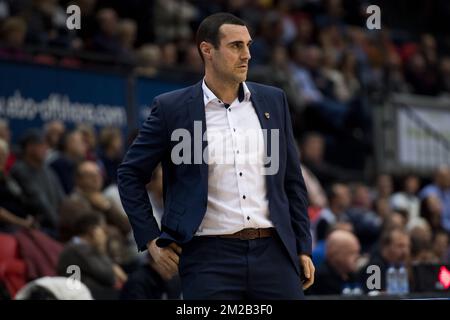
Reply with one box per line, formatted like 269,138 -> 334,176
0,233 -> 27,298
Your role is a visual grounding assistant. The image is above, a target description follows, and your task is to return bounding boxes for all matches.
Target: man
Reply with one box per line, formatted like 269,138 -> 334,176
0,138 -> 36,232
361,227 -> 410,292
118,13 -> 314,299
308,230 -> 361,295
49,129 -> 87,194
10,129 -> 65,233
312,183 -> 353,267
314,183 -> 352,242
57,212 -> 127,300
419,165 -> 450,232
43,120 -> 66,163
61,161 -> 132,266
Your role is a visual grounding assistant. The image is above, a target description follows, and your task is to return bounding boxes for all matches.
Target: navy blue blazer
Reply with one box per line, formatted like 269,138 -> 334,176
117,80 -> 312,274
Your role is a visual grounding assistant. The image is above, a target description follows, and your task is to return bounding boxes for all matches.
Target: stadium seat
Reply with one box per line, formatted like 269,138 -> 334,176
0,233 -> 27,298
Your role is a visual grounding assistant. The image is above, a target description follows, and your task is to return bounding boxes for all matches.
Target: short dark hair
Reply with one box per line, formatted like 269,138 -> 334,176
19,128 -> 45,150
196,12 -> 246,61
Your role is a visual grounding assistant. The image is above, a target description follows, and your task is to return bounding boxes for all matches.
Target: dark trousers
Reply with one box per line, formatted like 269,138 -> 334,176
179,233 -> 304,300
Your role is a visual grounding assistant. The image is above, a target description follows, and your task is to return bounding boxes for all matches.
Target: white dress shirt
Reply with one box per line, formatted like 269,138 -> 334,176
195,79 -> 273,236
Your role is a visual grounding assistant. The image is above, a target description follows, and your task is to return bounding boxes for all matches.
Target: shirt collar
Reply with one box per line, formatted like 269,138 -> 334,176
202,78 -> 251,107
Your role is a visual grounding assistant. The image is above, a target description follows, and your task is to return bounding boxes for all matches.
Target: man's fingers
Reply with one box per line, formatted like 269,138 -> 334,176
302,259 -> 315,290
303,261 -> 311,279
166,249 -> 180,265
169,243 -> 182,255
164,258 -> 179,275
303,276 -> 314,290
299,256 -> 315,290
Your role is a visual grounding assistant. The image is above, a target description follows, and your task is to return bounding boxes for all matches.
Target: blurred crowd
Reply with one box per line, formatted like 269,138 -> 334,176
0,0 -> 450,299
0,120 -> 181,299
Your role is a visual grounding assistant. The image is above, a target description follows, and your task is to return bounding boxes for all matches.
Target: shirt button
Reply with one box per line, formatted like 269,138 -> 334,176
243,195 -> 246,199
236,150 -> 239,154
233,128 -> 236,132
239,172 -> 243,176
247,216 -> 250,221
228,108 -> 231,112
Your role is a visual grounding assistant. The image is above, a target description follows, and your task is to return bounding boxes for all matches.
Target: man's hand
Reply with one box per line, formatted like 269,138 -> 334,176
147,239 -> 182,280
299,254 -> 315,290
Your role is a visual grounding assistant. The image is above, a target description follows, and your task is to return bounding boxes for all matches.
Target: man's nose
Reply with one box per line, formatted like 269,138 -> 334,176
241,46 -> 251,61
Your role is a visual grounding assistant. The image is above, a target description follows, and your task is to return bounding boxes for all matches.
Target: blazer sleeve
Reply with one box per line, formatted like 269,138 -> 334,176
117,98 -> 168,251
281,91 -> 312,256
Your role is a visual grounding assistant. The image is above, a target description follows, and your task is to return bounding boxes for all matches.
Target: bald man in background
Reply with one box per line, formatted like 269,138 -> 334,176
307,230 -> 361,295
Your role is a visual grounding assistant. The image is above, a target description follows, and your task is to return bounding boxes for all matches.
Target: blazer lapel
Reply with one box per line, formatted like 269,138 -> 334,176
187,81 -> 208,186
248,84 -> 276,159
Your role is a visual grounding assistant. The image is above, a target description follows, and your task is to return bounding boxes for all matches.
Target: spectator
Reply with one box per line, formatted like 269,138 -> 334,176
348,183 -> 382,253
290,44 -> 348,130
300,164 -> 328,209
49,130 -> 87,195
299,132 -> 354,186
249,44 -> 305,116
383,49 -> 410,94
152,0 -> 196,43
374,197 -> 392,223
432,229 -> 449,263
361,227 -> 410,292
135,44 -> 161,77
91,8 -> 121,55
0,138 -> 35,232
0,16 -> 29,60
98,127 -> 124,186
405,52 -> 439,96
160,41 -> 178,67
308,230 -> 361,295
314,183 -> 352,243
374,174 -> 394,200
409,222 -> 437,264
76,124 -> 97,162
69,161 -> 133,267
420,195 -> 444,233
250,11 -> 284,66
117,18 -> 137,63
25,0 -> 71,48
43,120 -> 65,164
10,129 -> 65,233
419,165 -> 450,233
57,212 -> 126,300
70,161 -> 130,237
390,174 -> 421,228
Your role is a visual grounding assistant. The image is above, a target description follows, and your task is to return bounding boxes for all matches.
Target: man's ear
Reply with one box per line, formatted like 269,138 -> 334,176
200,41 -> 213,60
